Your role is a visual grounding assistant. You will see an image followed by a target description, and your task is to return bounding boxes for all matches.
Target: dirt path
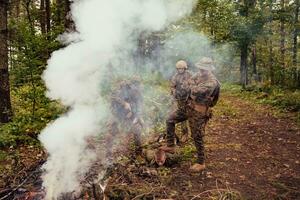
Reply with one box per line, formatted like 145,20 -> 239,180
1,90 -> 299,199
105,91 -> 300,200
182,91 -> 300,199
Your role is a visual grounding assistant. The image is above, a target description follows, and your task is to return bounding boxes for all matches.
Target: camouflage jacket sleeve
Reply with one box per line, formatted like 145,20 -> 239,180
189,73 -> 218,97
182,71 -> 192,90
170,74 -> 177,95
111,92 -> 127,108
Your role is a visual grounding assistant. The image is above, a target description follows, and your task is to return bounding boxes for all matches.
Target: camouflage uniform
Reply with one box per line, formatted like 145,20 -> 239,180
106,80 -> 143,157
166,71 -> 219,164
170,71 -> 192,140
170,70 -> 192,100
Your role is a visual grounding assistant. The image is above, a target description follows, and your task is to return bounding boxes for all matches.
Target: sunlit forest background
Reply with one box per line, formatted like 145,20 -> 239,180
0,0 -> 299,151
0,1 -> 300,199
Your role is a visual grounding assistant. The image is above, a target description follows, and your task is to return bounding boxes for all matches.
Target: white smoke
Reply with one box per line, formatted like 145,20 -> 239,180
159,30 -> 213,76
39,0 -> 196,199
154,28 -> 237,79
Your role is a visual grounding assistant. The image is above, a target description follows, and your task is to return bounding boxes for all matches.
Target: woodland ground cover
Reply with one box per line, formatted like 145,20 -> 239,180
0,84 -> 299,199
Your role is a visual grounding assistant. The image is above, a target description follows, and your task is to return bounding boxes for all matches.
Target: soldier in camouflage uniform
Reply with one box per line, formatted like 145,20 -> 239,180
161,57 -> 220,172
170,60 -> 192,143
106,78 -> 143,158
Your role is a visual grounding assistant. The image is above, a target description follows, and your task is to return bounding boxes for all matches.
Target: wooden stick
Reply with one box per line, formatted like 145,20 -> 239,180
131,188 -> 154,200
0,169 -> 40,200
190,189 -> 236,200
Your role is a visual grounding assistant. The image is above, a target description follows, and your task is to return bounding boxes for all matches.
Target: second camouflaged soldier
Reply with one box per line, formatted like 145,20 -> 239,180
170,60 -> 192,143
106,78 -> 143,159
161,57 -> 220,172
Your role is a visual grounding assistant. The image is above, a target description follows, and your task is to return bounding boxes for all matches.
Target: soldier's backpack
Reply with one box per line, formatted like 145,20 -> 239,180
209,82 -> 220,107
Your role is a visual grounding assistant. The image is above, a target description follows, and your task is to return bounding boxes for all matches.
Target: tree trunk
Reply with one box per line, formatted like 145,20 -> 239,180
56,0 -> 63,25
0,0 -> 12,123
268,0 -> 275,85
252,43 -> 258,81
280,0 -> 285,69
238,0 -> 256,88
64,0 -> 73,31
240,44 -> 248,88
293,0 -> 299,66
15,0 -> 19,18
25,0 -> 34,31
40,0 -> 46,34
269,39 -> 274,85
45,0 -> 51,33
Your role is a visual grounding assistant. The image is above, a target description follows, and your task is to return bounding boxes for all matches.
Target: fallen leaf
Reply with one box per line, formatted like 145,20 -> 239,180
283,164 -> 290,168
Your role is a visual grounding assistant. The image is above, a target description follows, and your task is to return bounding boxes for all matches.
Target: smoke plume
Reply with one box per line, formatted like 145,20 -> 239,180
39,0 -> 197,199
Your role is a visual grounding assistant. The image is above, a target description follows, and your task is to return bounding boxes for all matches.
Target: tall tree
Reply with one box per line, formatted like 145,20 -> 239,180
280,0 -> 286,69
15,0 -> 20,19
232,0 -> 258,87
252,43 -> 258,81
266,0 -> 275,84
45,0 -> 51,33
56,0 -> 63,25
40,0 -> 46,34
0,0 -> 12,123
269,38 -> 275,84
293,0 -> 299,66
64,0 -> 73,31
24,0 -> 34,30
240,42 -> 249,86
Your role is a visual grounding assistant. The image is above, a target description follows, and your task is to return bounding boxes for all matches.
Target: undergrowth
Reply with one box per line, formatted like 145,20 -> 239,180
221,83 -> 300,122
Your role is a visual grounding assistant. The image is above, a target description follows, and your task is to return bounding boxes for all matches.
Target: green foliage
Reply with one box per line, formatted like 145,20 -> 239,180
189,0 -> 236,42
0,0 -> 67,147
8,18 -> 61,86
222,83 -> 300,120
0,84 -> 64,148
179,144 -> 197,162
188,0 -> 299,88
215,97 -> 239,117
230,1 -> 267,50
2,0 -> 299,148
260,88 -> 300,112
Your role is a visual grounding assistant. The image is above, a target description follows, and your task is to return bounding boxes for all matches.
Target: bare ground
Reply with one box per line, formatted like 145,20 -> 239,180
0,90 -> 299,200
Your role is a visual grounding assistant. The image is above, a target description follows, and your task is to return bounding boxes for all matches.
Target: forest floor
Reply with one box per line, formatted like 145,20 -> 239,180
0,88 -> 299,200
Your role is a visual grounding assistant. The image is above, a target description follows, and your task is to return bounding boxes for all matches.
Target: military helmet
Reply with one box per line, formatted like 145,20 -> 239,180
195,57 -> 215,71
176,60 -> 188,69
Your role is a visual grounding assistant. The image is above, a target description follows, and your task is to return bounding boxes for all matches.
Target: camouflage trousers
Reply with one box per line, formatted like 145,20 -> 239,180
106,118 -> 142,158
166,104 -> 210,164
176,100 -> 189,138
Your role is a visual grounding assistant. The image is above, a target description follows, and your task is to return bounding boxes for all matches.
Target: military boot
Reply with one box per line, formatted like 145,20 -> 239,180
190,163 -> 206,172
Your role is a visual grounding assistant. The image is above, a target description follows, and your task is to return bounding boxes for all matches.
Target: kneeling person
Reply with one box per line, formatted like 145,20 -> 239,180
106,79 -> 143,159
